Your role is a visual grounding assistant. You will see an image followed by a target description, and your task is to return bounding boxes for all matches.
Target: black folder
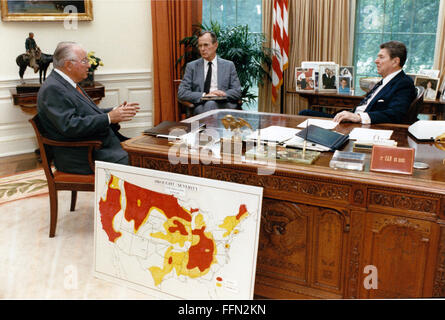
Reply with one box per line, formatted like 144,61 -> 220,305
296,124 -> 349,151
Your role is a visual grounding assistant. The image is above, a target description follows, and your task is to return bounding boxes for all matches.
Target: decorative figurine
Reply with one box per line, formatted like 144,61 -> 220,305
16,32 -> 53,85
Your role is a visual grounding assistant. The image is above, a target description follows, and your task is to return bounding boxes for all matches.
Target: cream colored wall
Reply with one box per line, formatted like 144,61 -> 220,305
0,0 -> 153,157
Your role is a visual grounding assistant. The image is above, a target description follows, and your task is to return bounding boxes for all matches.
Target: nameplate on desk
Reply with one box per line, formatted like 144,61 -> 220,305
370,145 -> 415,175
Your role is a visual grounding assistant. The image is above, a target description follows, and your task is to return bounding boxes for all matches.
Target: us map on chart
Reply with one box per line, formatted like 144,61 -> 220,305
93,162 -> 263,300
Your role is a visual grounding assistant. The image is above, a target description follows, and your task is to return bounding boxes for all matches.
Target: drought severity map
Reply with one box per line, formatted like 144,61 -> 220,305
93,162 -> 263,299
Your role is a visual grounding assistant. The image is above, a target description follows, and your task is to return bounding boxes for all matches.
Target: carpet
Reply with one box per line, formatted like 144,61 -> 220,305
0,169 -> 48,205
0,181 -> 158,299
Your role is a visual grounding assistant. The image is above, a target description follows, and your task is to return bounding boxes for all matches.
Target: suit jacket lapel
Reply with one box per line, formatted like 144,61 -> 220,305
197,58 -> 205,92
217,57 -> 223,89
52,71 -> 103,114
366,71 -> 404,111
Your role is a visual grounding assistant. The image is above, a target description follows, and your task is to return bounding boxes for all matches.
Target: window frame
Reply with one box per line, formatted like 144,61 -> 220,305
351,0 -> 442,93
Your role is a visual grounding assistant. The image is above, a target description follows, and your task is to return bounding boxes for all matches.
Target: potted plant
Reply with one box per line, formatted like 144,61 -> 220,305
177,21 -> 272,107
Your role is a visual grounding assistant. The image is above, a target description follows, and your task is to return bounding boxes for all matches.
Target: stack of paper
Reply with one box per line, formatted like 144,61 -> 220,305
348,128 -> 393,141
297,119 -> 339,130
245,126 -> 301,144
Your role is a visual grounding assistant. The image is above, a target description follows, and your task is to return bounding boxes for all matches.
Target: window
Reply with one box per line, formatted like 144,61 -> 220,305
202,0 -> 262,110
353,0 -> 440,94
202,0 -> 262,33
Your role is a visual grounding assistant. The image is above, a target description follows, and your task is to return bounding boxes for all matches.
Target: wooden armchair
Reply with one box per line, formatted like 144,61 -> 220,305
29,115 -> 102,237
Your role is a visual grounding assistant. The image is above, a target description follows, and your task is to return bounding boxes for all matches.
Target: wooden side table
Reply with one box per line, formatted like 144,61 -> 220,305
11,81 -> 105,114
287,89 -> 445,119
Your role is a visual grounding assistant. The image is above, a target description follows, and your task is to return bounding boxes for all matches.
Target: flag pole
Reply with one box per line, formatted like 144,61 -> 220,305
280,71 -> 285,114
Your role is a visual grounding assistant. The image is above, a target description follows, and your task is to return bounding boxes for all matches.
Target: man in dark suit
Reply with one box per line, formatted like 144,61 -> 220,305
37,41 -> 139,174
300,41 -> 416,124
178,31 -> 242,115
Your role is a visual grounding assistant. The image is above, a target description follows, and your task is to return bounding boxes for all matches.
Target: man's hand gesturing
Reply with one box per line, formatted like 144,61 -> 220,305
108,101 -> 140,124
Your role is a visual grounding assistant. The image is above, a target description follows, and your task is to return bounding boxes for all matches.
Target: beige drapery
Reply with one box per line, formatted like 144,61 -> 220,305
434,0 -> 445,94
259,0 -> 352,114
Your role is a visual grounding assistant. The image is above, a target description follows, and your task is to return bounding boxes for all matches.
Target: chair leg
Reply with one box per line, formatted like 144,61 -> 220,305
49,188 -> 58,238
70,190 -> 77,212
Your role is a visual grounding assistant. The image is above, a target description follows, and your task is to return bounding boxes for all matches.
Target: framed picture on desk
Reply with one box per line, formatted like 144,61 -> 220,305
415,76 -> 439,101
319,64 -> 339,92
439,79 -> 445,102
1,0 -> 93,21
295,68 -> 315,91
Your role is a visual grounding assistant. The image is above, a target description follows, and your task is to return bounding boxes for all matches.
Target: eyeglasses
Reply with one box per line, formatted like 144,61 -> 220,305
70,58 -> 90,65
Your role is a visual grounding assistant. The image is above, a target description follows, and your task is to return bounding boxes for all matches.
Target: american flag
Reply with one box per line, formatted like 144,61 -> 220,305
271,0 -> 289,103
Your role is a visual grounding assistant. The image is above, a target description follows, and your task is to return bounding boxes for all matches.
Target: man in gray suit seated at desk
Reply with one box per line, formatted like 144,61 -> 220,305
37,41 -> 140,174
178,30 -> 242,116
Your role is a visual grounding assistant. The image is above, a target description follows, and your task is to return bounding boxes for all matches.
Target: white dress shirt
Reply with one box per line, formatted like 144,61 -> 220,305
54,68 -> 77,88
355,69 -> 402,124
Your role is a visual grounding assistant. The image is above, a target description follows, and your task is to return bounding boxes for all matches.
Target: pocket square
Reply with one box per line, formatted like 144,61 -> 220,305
377,99 -> 385,102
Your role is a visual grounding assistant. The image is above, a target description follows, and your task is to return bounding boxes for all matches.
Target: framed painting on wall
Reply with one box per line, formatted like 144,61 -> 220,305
1,0 -> 93,21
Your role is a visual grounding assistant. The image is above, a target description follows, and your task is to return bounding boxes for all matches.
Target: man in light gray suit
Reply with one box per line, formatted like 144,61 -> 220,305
37,41 -> 140,174
178,31 -> 242,115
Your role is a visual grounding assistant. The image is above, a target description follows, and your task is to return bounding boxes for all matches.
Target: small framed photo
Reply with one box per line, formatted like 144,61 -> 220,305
319,64 -> 339,92
339,66 -> 354,91
415,76 -> 440,101
295,68 -> 315,91
338,76 -> 351,95
439,79 -> 445,101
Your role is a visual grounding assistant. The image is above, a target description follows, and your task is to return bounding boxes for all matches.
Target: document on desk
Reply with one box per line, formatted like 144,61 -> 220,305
246,126 -> 301,143
349,128 -> 393,140
297,119 -> 339,130
283,135 -> 331,152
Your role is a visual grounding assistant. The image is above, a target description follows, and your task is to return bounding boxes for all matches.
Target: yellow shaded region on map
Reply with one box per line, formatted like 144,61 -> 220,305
149,212 -> 218,286
151,216 -> 192,248
149,242 -> 217,286
219,205 -> 249,237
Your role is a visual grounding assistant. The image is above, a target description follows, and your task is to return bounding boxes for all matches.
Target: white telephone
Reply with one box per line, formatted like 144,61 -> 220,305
408,120 -> 445,141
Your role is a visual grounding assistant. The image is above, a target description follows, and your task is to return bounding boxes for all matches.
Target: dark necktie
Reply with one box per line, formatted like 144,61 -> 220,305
357,79 -> 383,107
203,61 -> 212,94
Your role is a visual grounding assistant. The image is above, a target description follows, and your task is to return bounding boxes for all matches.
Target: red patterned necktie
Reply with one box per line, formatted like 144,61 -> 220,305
76,85 -> 87,98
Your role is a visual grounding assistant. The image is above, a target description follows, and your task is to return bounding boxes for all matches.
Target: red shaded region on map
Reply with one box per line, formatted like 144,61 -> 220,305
169,220 -> 188,236
98,176 -> 122,242
123,180 -> 194,232
236,204 -> 248,220
187,226 -> 215,272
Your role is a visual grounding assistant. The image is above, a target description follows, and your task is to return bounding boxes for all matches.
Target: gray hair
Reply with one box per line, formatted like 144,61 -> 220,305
52,41 -> 82,68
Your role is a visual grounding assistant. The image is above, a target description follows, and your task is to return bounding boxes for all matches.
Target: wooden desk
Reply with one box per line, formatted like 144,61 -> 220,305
289,89 -> 445,119
11,82 -> 105,114
122,109 -> 445,299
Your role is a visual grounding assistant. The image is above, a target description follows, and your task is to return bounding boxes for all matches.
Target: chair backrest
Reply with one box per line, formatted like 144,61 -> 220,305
29,115 -> 56,184
402,86 -> 425,124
